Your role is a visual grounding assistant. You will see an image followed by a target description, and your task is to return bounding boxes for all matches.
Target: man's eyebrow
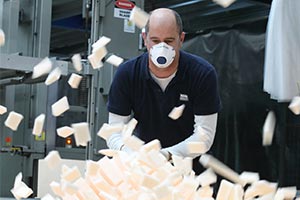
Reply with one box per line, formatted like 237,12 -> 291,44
149,36 -> 175,40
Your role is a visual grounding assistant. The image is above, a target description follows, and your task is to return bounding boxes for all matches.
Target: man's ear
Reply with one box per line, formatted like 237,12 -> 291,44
180,32 -> 185,44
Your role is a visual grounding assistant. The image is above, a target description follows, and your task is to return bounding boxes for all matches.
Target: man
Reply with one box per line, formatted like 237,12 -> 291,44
106,8 -> 221,172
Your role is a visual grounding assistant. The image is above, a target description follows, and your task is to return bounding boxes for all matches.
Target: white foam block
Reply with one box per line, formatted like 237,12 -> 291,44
199,154 -> 247,186
11,172 -> 33,200
32,57 -> 53,79
97,123 -> 124,140
122,118 -> 138,138
141,139 -> 161,152
0,105 -> 7,115
71,54 -> 83,72
61,166 -> 81,182
262,111 -> 276,146
97,156 -> 124,186
88,53 -> 104,69
98,149 -> 119,157
106,54 -> 124,67
244,180 -> 277,199
172,155 -> 193,176
229,184 -> 244,200
196,168 -> 217,187
197,186 -> 214,198
56,126 -> 74,138
51,96 -> 70,117
168,104 -> 185,120
41,193 -> 56,200
85,160 -> 100,177
49,181 -> 64,197
0,29 -> 5,46
213,0 -> 236,8
44,150 -> 61,169
216,179 -> 234,200
92,36 -> 111,51
276,186 -> 297,199
32,113 -> 45,136
68,73 -> 82,89
187,141 -> 207,154
45,67 -> 62,85
288,96 -> 300,115
4,111 -> 24,131
71,122 -> 91,146
239,171 -> 260,184
129,6 -> 150,29
123,135 -> 145,151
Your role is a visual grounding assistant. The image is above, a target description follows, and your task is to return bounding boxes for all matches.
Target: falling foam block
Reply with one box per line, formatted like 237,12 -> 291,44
0,105 -> 7,115
50,181 -> 64,197
71,122 -> 91,146
0,29 -> 5,46
10,172 -> 33,200
51,96 -> 70,117
122,118 -> 138,138
262,111 -> 276,146
97,123 -> 124,140
61,166 -> 81,182
32,113 -> 45,136
216,179 -> 234,200
92,36 -> 111,51
239,171 -> 260,184
106,54 -> 124,67
41,193 -> 56,200
244,180 -> 277,199
71,54 -> 82,72
88,46 -> 107,69
129,6 -> 150,29
187,141 -> 207,154
288,96 -> 300,115
168,104 -> 185,120
213,0 -> 236,8
44,150 -> 61,169
68,73 -> 82,89
276,186 -> 297,200
98,149 -> 119,157
123,135 -> 145,151
32,57 -> 53,79
229,184 -> 244,200
196,168 -> 217,187
199,154 -> 247,186
4,111 -> 24,131
45,67 -> 62,85
56,126 -> 74,138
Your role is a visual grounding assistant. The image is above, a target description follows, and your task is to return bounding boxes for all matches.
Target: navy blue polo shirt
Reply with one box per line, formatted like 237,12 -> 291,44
108,50 -> 221,147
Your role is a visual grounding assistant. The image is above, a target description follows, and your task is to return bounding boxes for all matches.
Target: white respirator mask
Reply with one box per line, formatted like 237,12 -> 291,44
150,42 -> 176,68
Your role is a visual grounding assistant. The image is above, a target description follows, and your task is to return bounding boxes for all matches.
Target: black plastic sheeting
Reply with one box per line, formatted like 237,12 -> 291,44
182,20 -> 300,188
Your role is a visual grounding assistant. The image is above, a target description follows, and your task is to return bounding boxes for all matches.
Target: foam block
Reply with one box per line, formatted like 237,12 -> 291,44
41,193 -> 56,200
196,168 -> 217,187
92,36 -> 111,51
88,46 -> 107,69
51,96 -> 70,117
288,96 -> 300,115
71,122 -> 91,146
97,123 -> 124,140
197,186 -> 214,198
11,172 -> 33,200
61,166 -> 81,182
276,186 -> 297,199
45,67 -> 62,85
97,156 -> 124,186
44,150 -> 61,169
229,184 -> 244,200
199,154 -> 247,186
49,181 -> 64,197
68,73 -> 82,89
129,6 -> 150,29
123,135 -> 145,151
262,111 -> 276,146
168,104 -> 185,120
0,29 -> 5,46
56,126 -> 74,138
122,118 -> 138,138
141,139 -> 161,152
106,54 -> 124,67
172,155 -> 193,176
216,179 -> 234,200
213,0 -> 236,8
85,160 -> 100,177
4,111 -> 24,131
244,180 -> 277,199
239,171 -> 260,184
71,54 -> 83,72
32,57 -> 53,79
32,113 -> 45,136
0,105 -> 7,115
98,149 -> 119,157
187,141 -> 207,154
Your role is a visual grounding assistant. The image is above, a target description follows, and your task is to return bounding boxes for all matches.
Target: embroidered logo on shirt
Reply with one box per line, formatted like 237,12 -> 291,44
180,94 -> 189,101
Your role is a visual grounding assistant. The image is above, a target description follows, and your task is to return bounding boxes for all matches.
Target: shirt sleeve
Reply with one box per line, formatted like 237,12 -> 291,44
162,113 -> 218,158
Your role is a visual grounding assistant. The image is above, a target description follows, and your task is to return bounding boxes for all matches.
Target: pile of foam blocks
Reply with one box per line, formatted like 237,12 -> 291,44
1,4 -> 300,200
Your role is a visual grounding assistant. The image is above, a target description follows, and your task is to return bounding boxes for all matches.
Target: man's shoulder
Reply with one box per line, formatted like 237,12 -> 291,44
119,52 -> 147,70
180,51 -> 214,72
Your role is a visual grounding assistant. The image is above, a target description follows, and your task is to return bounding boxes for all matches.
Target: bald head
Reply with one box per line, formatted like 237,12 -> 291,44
145,8 -> 183,35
